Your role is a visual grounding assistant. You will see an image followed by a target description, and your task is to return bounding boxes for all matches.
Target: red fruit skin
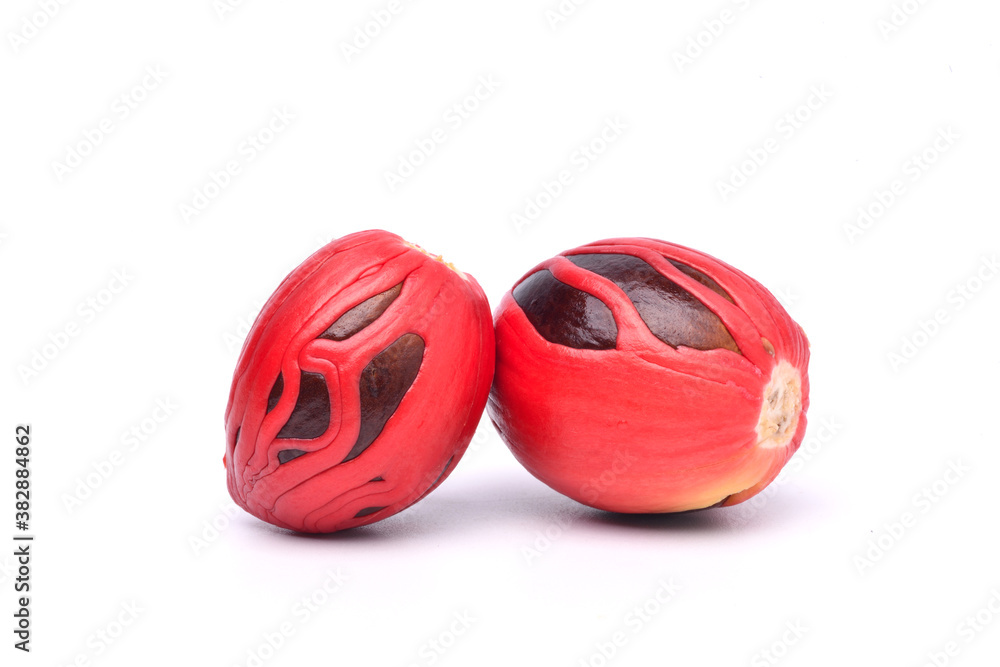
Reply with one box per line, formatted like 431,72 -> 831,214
225,230 -> 494,533
488,237 -> 810,514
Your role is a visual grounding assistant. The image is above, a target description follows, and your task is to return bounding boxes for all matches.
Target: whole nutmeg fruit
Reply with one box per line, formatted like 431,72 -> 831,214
225,230 -> 494,532
488,237 -> 810,513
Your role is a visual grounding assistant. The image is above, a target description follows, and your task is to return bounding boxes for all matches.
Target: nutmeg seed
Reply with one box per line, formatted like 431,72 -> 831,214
225,230 -> 494,533
489,237 -> 810,514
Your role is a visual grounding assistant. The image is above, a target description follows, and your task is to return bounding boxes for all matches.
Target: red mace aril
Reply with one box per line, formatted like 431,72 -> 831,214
488,237 -> 810,513
225,230 -> 494,533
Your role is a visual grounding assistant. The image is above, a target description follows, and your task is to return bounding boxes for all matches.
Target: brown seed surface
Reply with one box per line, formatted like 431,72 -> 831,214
272,371 -> 332,440
342,333 -> 425,463
512,269 -> 618,350
567,253 -> 740,353
319,283 -> 403,341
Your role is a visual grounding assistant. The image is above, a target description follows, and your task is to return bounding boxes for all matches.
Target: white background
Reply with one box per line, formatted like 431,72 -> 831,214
2,1 -> 999,665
